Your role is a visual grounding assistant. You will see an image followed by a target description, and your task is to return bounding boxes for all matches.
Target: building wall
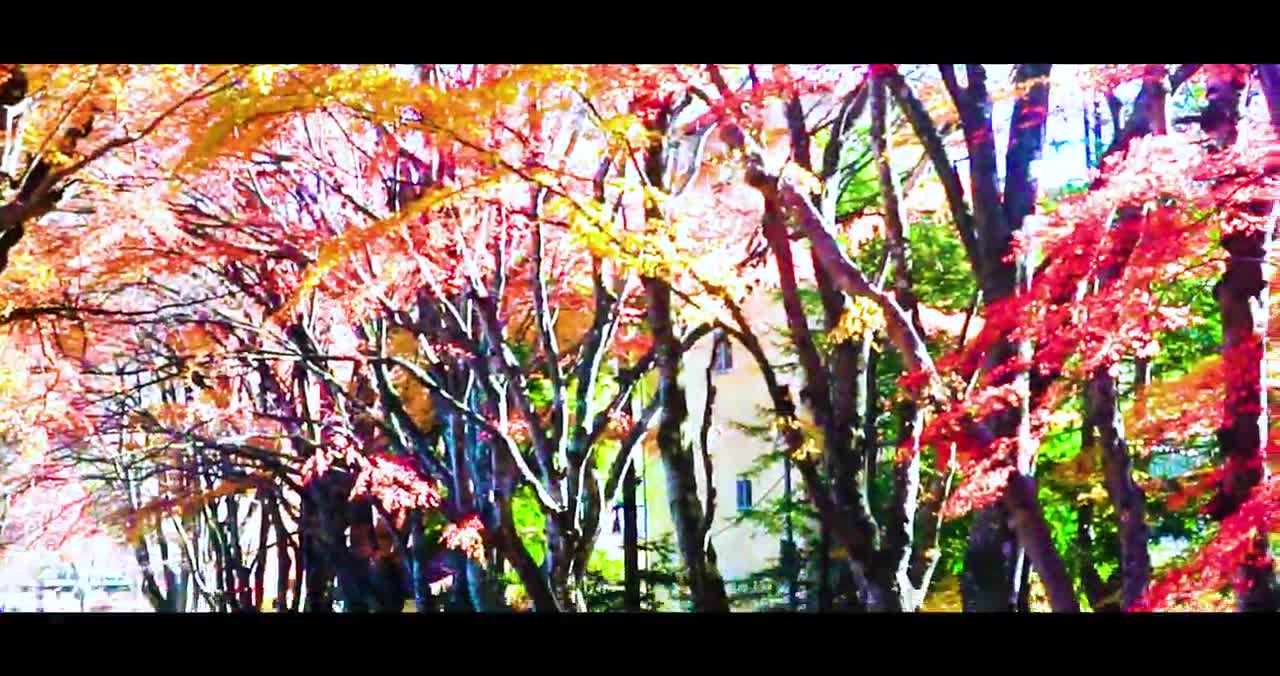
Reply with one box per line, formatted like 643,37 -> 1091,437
0,534 -> 150,612
680,291 -> 799,584
596,289 -> 801,606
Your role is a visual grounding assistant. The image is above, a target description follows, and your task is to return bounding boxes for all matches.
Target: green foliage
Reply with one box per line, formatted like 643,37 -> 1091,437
526,375 -> 554,410
509,342 -> 533,371
937,514 -> 972,578
722,405 -> 834,610
1037,483 -> 1080,562
1171,78 -> 1206,120
511,484 -> 546,565
733,493 -> 820,541
903,219 -> 978,313
1039,424 -> 1084,464
833,128 -> 878,219
1149,278 -> 1221,379
581,535 -> 688,611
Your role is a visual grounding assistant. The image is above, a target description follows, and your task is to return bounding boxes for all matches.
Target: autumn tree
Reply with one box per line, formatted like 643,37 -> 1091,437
4,63 -> 1280,615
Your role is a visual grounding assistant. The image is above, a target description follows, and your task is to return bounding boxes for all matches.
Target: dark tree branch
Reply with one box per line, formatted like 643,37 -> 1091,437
884,70 -> 978,272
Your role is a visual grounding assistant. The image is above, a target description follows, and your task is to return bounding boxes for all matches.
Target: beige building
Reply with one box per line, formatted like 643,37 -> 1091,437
591,286 -> 806,610
593,247 -> 974,610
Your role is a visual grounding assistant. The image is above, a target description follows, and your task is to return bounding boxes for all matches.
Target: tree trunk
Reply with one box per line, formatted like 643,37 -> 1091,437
937,64 -> 1081,612
544,514 -> 580,611
491,434 -> 561,612
407,511 -> 435,613
642,275 -> 731,613
134,536 -> 177,613
871,72 -> 928,611
1080,65 -> 1172,609
640,98 -> 729,613
300,483 -> 338,612
251,493 -> 270,611
1215,228 -> 1277,611
1202,64 -> 1278,612
941,63 -> 1055,612
1085,367 -> 1150,608
341,499 -> 376,613
623,459 -> 642,611
270,491 -> 292,612
961,505 -> 1016,611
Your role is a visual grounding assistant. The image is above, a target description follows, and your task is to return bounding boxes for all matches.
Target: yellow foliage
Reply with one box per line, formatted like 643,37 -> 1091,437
3,250 -> 59,292
599,113 -> 654,149
115,475 -> 267,542
182,64 -> 588,174
641,426 -> 660,458
1125,354 -> 1223,442
42,148 -> 75,168
829,297 -> 886,344
773,414 -> 823,463
0,365 -> 24,396
1075,483 -> 1110,506
164,325 -> 217,362
517,306 -> 595,353
387,327 -> 435,430
1042,407 -> 1083,432
1049,440 -> 1099,488
245,64 -> 294,95
781,160 -> 824,196
388,326 -> 419,357
280,176 -> 497,321
564,201 -> 693,282
150,403 -> 191,429
921,576 -> 962,612
554,309 -> 594,350
199,386 -> 233,410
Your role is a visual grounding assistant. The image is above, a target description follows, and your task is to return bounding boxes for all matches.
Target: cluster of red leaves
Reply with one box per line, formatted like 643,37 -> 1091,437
606,298 -> 654,361
896,368 -> 938,402
941,459 -> 1017,520
1160,458 -> 1264,514
440,514 -> 486,563
1221,335 -> 1266,427
923,383 -> 1021,469
1202,64 -> 1254,95
921,127 -> 1278,521
612,324 -> 654,364
348,453 -> 443,528
299,449 -> 337,486
301,448 -> 442,529
1133,473 -> 1279,612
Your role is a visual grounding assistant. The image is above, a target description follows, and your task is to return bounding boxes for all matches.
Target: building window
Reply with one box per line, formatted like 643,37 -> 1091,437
736,479 -> 753,513
711,330 -> 733,373
611,503 -> 648,534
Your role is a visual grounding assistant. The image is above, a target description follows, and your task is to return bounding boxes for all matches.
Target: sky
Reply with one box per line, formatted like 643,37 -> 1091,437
985,64 -> 1101,192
